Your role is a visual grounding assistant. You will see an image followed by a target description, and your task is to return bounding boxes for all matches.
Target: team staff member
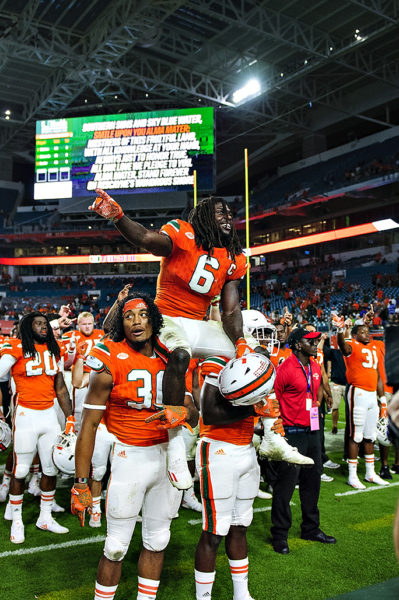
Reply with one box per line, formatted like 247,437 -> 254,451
334,320 -> 388,488
270,327 -> 336,554
72,293 -> 198,600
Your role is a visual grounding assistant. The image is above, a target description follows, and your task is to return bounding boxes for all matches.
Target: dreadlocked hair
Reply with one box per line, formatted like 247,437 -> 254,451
19,312 -> 60,360
188,196 -> 242,260
108,292 -> 164,344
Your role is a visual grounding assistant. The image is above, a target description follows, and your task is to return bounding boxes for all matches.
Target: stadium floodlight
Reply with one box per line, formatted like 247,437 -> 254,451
232,79 -> 261,105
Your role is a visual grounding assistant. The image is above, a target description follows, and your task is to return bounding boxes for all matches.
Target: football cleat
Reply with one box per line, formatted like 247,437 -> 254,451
28,474 -> 41,497
320,473 -> 334,482
167,430 -> 193,490
36,515 -> 69,534
347,477 -> 366,490
259,419 -> 314,466
10,519 -> 25,544
0,482 -> 10,503
365,474 -> 390,486
257,489 -> 272,500
52,501 -> 65,513
323,460 -> 340,470
89,512 -> 102,528
4,500 -> 12,520
182,490 -> 202,512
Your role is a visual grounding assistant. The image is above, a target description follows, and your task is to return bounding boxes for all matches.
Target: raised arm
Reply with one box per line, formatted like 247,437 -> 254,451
200,381 -> 253,426
89,188 -> 172,257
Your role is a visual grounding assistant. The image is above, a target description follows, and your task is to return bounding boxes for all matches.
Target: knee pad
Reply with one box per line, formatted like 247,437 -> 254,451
14,462 -> 30,480
353,430 -> 364,444
91,465 -> 107,481
143,527 -> 170,552
103,535 -> 129,562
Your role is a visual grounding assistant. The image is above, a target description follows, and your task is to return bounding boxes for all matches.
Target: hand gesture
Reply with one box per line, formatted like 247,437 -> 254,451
88,189 -> 124,222
71,485 -> 92,527
118,284 -> 132,303
145,406 -> 193,432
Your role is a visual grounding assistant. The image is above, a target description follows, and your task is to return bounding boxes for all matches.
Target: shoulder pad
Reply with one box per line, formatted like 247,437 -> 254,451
85,355 -> 105,372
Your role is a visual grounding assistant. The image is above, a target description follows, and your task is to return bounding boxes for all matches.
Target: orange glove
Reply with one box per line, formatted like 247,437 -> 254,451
254,396 -> 280,418
145,406 -> 193,432
89,188 -> 124,223
65,415 -> 75,435
235,337 -> 254,358
71,485 -> 92,527
380,398 -> 387,418
271,417 -> 285,436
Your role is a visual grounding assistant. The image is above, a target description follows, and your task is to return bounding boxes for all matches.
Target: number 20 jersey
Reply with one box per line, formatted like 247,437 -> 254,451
87,339 -> 168,447
156,220 -> 247,320
0,338 -> 61,410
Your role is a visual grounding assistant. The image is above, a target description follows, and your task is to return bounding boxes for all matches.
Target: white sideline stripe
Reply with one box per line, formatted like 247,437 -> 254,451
187,502 -> 296,526
335,481 -> 399,497
0,534 -> 105,559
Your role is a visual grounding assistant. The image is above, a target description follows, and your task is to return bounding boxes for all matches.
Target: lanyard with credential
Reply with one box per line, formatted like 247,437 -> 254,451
295,355 -> 314,400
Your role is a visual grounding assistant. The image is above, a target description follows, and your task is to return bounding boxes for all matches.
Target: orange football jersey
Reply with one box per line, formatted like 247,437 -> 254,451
344,338 -> 379,392
270,346 -> 292,369
198,356 -> 254,446
64,328 -> 104,356
1,338 -> 61,410
87,339 -> 168,447
156,220 -> 247,319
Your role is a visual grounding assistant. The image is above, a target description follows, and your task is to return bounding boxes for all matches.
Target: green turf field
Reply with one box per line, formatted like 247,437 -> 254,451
1,412 -> 399,600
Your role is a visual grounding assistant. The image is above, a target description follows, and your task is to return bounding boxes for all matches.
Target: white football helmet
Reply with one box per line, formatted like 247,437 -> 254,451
376,417 -> 391,447
52,431 -> 77,475
218,353 -> 276,406
0,420 -> 12,452
242,309 -> 279,356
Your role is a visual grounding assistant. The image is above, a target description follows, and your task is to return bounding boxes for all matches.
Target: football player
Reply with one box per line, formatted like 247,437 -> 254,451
0,312 -> 74,543
194,352 -> 277,600
333,317 -> 389,488
92,189 -> 311,489
72,293 -> 198,600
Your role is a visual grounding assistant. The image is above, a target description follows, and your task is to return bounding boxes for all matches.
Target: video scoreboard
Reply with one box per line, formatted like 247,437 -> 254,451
34,107 -> 214,200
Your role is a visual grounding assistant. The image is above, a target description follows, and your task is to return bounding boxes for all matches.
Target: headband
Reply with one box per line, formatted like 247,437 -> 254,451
123,298 -> 148,314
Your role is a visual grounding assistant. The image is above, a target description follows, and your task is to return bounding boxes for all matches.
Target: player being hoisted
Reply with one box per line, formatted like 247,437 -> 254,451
91,189 -> 313,487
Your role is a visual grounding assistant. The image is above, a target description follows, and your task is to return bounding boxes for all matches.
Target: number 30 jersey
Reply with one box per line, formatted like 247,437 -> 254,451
1,338 -> 61,410
344,338 -> 379,391
87,339 -> 168,447
156,220 -> 247,320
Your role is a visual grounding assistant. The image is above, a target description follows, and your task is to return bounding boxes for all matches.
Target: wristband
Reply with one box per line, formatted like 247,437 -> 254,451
379,396 -> 387,405
74,477 -> 88,484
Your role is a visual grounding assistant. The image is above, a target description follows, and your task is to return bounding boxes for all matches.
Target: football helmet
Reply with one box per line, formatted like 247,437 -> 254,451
242,309 -> 279,356
218,353 -> 276,406
52,431 -> 77,475
376,417 -> 391,447
0,420 -> 12,452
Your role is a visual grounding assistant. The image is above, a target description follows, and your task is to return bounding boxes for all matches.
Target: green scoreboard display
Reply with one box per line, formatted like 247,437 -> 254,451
34,107 -> 214,200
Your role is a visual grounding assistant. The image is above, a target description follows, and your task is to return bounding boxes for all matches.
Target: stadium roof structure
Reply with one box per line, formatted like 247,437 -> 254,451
0,0 -> 398,192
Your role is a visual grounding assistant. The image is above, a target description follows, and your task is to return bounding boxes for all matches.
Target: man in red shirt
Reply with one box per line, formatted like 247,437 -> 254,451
270,327 -> 336,554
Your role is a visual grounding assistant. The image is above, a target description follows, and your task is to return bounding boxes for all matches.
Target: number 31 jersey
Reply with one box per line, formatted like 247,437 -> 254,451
1,338 -> 60,410
87,339 -> 168,447
156,220 -> 247,320
344,339 -> 379,391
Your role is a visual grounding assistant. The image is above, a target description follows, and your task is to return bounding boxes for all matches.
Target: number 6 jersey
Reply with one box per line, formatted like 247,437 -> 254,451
87,339 -> 168,447
156,220 -> 247,320
1,338 -> 61,410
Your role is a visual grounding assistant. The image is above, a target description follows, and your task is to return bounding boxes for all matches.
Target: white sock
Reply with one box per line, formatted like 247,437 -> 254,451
9,493 -> 23,520
94,581 -> 118,600
92,496 -> 101,514
229,558 -> 249,600
40,489 -> 55,518
365,454 -> 375,478
348,459 -> 358,480
195,569 -> 215,600
137,576 -> 160,600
